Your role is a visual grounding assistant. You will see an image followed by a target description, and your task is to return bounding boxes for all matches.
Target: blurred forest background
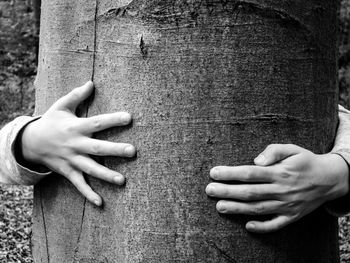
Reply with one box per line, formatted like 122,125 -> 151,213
1,0 -> 350,262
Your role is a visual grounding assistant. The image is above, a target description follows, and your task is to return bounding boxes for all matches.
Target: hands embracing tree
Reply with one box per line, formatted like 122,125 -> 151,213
33,1 -> 340,262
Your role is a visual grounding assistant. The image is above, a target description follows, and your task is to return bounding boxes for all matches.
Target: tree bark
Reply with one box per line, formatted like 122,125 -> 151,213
33,0 -> 340,262
31,0 -> 41,62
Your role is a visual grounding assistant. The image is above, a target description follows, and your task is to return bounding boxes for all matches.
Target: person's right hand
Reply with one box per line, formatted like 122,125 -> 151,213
20,81 -> 135,206
206,144 -> 349,233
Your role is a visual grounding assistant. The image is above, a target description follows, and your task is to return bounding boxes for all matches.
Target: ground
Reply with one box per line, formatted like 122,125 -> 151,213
0,186 -> 32,263
1,0 -> 350,262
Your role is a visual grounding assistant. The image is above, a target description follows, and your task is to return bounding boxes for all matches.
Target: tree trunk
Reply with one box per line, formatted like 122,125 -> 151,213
33,1 -> 340,262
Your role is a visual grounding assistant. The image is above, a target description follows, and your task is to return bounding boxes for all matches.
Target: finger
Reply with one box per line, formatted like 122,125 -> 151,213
246,215 -> 294,233
206,182 -> 278,201
51,81 -> 94,112
216,200 -> 283,215
76,112 -> 132,134
210,166 -> 275,182
65,170 -> 102,206
75,138 -> 136,157
72,155 -> 125,185
254,144 -> 302,166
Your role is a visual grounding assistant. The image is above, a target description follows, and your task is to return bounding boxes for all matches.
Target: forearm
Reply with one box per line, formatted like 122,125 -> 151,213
0,116 -> 50,185
327,105 -> 350,216
332,105 -> 350,160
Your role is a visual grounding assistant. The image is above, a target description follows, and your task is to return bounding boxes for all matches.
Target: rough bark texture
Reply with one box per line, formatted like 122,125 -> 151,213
33,1 -> 340,262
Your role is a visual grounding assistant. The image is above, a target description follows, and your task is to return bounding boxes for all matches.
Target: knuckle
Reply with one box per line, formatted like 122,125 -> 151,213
84,168 -> 93,176
92,119 -> 101,130
70,88 -> 81,100
68,173 -> 79,183
243,167 -> 253,180
58,166 -> 72,178
275,219 -> 288,230
285,200 -> 295,209
91,143 -> 101,155
267,144 -> 278,151
284,196 -> 302,212
63,121 -> 77,134
220,187 -> 230,197
290,195 -> 303,207
287,143 -> 300,151
278,167 -> 292,179
275,185 -> 290,197
244,190 -> 255,200
254,224 -> 270,233
80,164 -> 93,176
263,222 -> 282,233
245,186 -> 261,200
266,144 -> 282,156
292,170 -> 302,181
252,204 -> 264,215
63,138 -> 74,150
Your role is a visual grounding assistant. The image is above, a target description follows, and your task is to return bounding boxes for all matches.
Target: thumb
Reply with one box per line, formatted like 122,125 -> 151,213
254,144 -> 302,166
50,81 -> 94,112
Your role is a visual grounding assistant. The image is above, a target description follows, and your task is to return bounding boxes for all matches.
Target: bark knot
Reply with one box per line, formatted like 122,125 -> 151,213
139,35 -> 148,59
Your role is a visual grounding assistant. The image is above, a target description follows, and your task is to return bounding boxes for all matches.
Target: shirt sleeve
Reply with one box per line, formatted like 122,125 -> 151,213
0,116 -> 51,185
326,104 -> 350,216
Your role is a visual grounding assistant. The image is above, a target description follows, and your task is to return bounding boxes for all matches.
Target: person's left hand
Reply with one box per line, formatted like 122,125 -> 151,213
205,144 -> 349,233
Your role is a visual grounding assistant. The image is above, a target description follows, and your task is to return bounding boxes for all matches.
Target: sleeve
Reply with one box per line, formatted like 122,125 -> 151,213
326,104 -> 350,216
0,116 -> 51,185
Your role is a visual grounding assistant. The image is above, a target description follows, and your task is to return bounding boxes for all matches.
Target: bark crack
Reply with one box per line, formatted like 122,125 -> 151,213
139,35 -> 148,58
233,0 -> 311,33
100,7 -> 128,18
97,0 -> 137,20
207,240 -> 237,263
73,198 -> 87,262
92,0 -> 99,82
248,113 -> 310,122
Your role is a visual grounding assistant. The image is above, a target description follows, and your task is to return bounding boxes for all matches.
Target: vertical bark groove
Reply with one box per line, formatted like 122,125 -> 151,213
39,189 -> 49,263
72,198 -> 86,263
72,0 -> 99,261
92,0 -> 99,82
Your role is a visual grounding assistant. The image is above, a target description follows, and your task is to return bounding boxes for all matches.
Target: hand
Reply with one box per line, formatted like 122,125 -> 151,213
21,81 -> 136,206
206,144 -> 349,233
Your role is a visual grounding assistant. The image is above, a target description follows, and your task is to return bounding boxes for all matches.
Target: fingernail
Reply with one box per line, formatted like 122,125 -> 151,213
254,154 -> 266,165
246,222 -> 255,229
121,113 -> 131,124
94,199 -> 101,206
210,168 -> 219,179
206,184 -> 215,196
113,176 -> 125,185
216,202 -> 226,213
124,146 -> 136,157
84,80 -> 93,89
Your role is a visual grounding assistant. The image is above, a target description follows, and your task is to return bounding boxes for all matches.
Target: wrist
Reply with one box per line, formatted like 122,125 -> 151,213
18,120 -> 44,166
14,119 -> 51,174
323,153 -> 349,202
